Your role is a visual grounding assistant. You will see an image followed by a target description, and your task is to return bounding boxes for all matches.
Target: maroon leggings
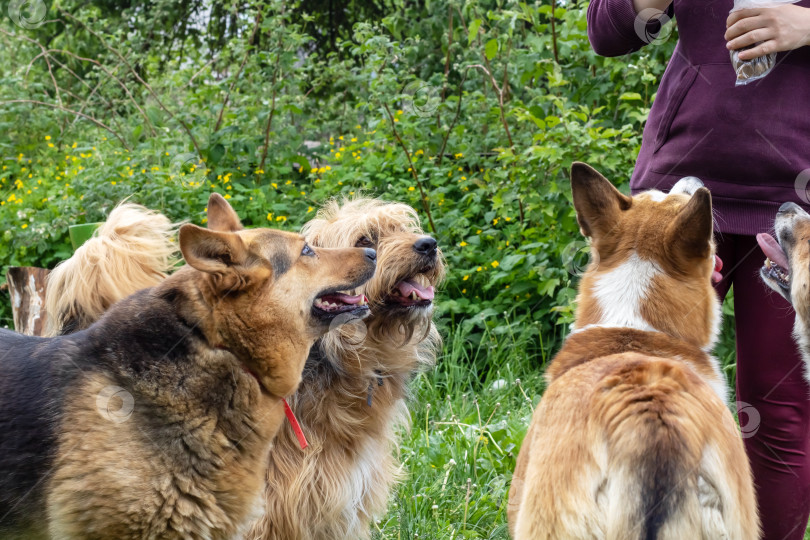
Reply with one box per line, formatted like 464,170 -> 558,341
715,233 -> 810,540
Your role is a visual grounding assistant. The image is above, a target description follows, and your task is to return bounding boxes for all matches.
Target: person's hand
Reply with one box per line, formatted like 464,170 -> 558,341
726,4 -> 810,60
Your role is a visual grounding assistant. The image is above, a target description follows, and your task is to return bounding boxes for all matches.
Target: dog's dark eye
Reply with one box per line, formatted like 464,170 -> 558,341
355,236 -> 373,248
301,244 -> 315,257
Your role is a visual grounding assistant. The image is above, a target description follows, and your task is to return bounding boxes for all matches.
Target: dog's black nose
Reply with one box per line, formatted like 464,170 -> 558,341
413,236 -> 438,257
363,248 -> 377,262
779,202 -> 801,214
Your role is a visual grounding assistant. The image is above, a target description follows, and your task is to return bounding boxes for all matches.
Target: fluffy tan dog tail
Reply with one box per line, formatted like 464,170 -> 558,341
44,203 -> 179,336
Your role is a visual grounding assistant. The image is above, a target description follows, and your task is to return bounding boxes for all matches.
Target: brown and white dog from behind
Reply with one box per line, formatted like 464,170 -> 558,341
507,163 -> 759,539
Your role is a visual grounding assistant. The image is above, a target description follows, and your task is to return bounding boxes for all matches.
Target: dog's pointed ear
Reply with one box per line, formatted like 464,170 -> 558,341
180,224 -> 269,291
207,193 -> 243,232
666,187 -> 713,261
180,224 -> 246,273
571,162 -> 632,239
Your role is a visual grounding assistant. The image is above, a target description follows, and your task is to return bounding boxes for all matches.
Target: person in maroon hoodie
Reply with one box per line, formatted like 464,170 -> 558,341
587,0 -> 810,537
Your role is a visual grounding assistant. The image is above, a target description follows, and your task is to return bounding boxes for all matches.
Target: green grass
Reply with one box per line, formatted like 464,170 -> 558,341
373,320 -> 548,539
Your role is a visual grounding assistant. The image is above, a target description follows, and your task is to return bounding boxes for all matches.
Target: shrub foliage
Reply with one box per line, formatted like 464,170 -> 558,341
0,0 -> 675,349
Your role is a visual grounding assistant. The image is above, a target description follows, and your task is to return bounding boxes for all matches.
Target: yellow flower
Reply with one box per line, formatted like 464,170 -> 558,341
493,218 -> 499,225
335,153 -> 341,159
463,275 -> 469,281
476,266 -> 482,272
454,153 -> 463,158
45,135 -> 51,140
462,289 -> 466,294
307,206 -> 314,213
415,149 -> 424,156
267,212 -> 273,221
272,183 -> 278,188
71,142 -> 77,149
408,186 -> 415,191
505,217 -> 511,222
285,180 -> 292,185
300,191 -> 306,196
459,241 -> 468,247
457,167 -> 463,171
165,152 -> 169,156
111,181 -> 117,185
351,138 -> 357,142
21,224 -> 28,229
276,216 -> 287,222
47,143 -> 54,148
202,217 -> 208,224
476,229 -> 482,234
224,194 -> 231,199
491,261 -> 499,268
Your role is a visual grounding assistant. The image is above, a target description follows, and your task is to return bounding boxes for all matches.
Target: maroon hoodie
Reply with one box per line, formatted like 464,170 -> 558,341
588,0 -> 810,234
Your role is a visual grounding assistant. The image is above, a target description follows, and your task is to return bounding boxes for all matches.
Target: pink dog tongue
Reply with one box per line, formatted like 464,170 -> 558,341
712,255 -> 723,284
397,280 -> 435,300
332,293 -> 364,305
756,233 -> 790,270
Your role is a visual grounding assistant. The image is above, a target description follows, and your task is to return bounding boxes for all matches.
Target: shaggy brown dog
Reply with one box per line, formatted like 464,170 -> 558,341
44,202 -> 179,336
508,164 -> 758,539
758,202 -> 810,382
0,194 -> 376,540
247,198 -> 445,540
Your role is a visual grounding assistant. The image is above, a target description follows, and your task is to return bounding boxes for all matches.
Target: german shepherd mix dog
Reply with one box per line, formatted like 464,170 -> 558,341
758,202 -> 810,381
0,194 -> 377,540
508,164 -> 759,539
248,198 -> 444,540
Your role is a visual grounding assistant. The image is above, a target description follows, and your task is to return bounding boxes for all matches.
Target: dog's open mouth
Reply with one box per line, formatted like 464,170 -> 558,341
757,233 -> 790,291
312,292 -> 369,320
388,276 -> 435,308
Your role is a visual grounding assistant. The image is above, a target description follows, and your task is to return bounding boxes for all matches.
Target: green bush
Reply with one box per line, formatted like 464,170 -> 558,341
0,0 -> 675,344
